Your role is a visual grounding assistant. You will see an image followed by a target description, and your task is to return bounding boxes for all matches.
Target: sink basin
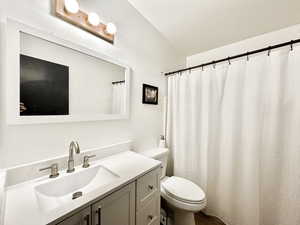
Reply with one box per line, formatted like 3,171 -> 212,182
35,165 -> 119,211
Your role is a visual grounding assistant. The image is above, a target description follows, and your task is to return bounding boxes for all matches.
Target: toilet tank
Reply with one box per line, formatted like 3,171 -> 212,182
141,148 -> 169,179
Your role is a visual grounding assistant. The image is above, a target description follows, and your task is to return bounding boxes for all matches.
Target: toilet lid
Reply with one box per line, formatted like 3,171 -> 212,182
162,176 -> 206,203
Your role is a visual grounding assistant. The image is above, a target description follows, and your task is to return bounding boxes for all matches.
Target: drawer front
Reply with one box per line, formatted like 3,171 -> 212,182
137,168 -> 160,209
159,158 -> 167,180
137,193 -> 160,225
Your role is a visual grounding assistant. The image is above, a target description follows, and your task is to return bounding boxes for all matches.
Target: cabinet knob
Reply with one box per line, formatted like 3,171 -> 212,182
148,185 -> 154,190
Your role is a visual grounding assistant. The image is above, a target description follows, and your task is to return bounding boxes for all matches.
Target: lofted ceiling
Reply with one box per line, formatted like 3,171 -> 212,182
128,0 -> 300,56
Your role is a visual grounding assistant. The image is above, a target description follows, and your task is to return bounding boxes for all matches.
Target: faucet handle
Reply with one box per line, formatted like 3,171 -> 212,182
39,163 -> 59,178
82,155 -> 96,168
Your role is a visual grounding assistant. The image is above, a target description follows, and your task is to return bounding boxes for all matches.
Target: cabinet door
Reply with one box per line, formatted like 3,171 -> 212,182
57,207 -> 91,225
92,182 -> 135,225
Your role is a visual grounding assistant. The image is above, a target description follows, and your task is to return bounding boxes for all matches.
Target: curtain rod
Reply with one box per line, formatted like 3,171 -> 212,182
165,39 -> 300,76
112,80 -> 125,84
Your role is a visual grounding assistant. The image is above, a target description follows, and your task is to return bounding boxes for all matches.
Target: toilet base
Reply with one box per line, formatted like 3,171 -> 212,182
174,209 -> 196,225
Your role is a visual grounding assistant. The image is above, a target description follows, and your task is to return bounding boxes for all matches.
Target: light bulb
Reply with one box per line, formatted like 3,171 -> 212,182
64,0 -> 79,14
87,12 -> 100,26
105,23 -> 117,35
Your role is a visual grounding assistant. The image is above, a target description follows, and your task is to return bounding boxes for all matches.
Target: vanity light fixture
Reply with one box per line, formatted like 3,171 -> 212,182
87,12 -> 100,26
105,23 -> 117,35
55,0 -> 115,44
64,0 -> 79,14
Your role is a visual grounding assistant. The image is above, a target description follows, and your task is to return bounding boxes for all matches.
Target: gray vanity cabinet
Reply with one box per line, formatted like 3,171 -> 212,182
91,182 -> 136,225
51,168 -> 160,225
53,183 -> 135,225
57,207 -> 91,225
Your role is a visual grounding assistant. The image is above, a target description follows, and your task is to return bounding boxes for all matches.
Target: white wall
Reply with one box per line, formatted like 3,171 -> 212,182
0,0 -> 185,168
187,24 -> 300,67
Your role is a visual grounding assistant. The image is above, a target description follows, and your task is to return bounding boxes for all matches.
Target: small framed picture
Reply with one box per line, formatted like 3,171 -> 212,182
142,84 -> 158,105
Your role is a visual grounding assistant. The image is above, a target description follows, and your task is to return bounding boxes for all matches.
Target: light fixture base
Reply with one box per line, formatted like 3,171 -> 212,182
55,0 -> 115,44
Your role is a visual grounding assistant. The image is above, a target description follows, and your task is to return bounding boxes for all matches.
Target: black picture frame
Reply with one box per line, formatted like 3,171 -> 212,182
142,84 -> 158,105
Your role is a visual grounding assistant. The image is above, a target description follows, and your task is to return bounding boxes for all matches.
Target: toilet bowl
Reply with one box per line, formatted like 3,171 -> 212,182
161,176 -> 206,225
141,148 -> 206,225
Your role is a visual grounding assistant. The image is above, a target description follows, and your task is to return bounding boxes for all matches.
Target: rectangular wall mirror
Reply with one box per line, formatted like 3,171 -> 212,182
5,19 -> 130,124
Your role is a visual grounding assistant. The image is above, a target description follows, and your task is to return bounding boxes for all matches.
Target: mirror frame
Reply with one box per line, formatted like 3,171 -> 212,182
5,19 -> 131,125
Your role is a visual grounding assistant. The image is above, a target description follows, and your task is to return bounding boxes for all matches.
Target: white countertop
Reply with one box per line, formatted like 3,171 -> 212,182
3,151 -> 160,225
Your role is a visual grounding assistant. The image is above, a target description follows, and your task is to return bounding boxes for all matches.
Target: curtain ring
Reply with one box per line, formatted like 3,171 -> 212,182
227,57 -> 231,65
212,61 -> 216,69
290,40 -> 294,51
246,52 -> 249,61
267,46 -> 271,56
201,65 -> 204,71
189,69 -> 191,74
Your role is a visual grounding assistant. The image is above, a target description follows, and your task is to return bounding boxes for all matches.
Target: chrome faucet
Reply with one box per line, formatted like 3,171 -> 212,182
67,141 -> 80,173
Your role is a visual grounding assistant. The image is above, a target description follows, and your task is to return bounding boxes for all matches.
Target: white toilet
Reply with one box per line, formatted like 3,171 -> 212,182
142,148 -> 206,225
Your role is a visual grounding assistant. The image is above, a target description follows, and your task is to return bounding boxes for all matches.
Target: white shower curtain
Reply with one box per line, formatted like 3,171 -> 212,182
112,82 -> 125,114
166,47 -> 300,225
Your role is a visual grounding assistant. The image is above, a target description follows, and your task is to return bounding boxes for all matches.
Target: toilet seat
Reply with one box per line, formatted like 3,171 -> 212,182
162,176 -> 206,204
160,176 -> 207,212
